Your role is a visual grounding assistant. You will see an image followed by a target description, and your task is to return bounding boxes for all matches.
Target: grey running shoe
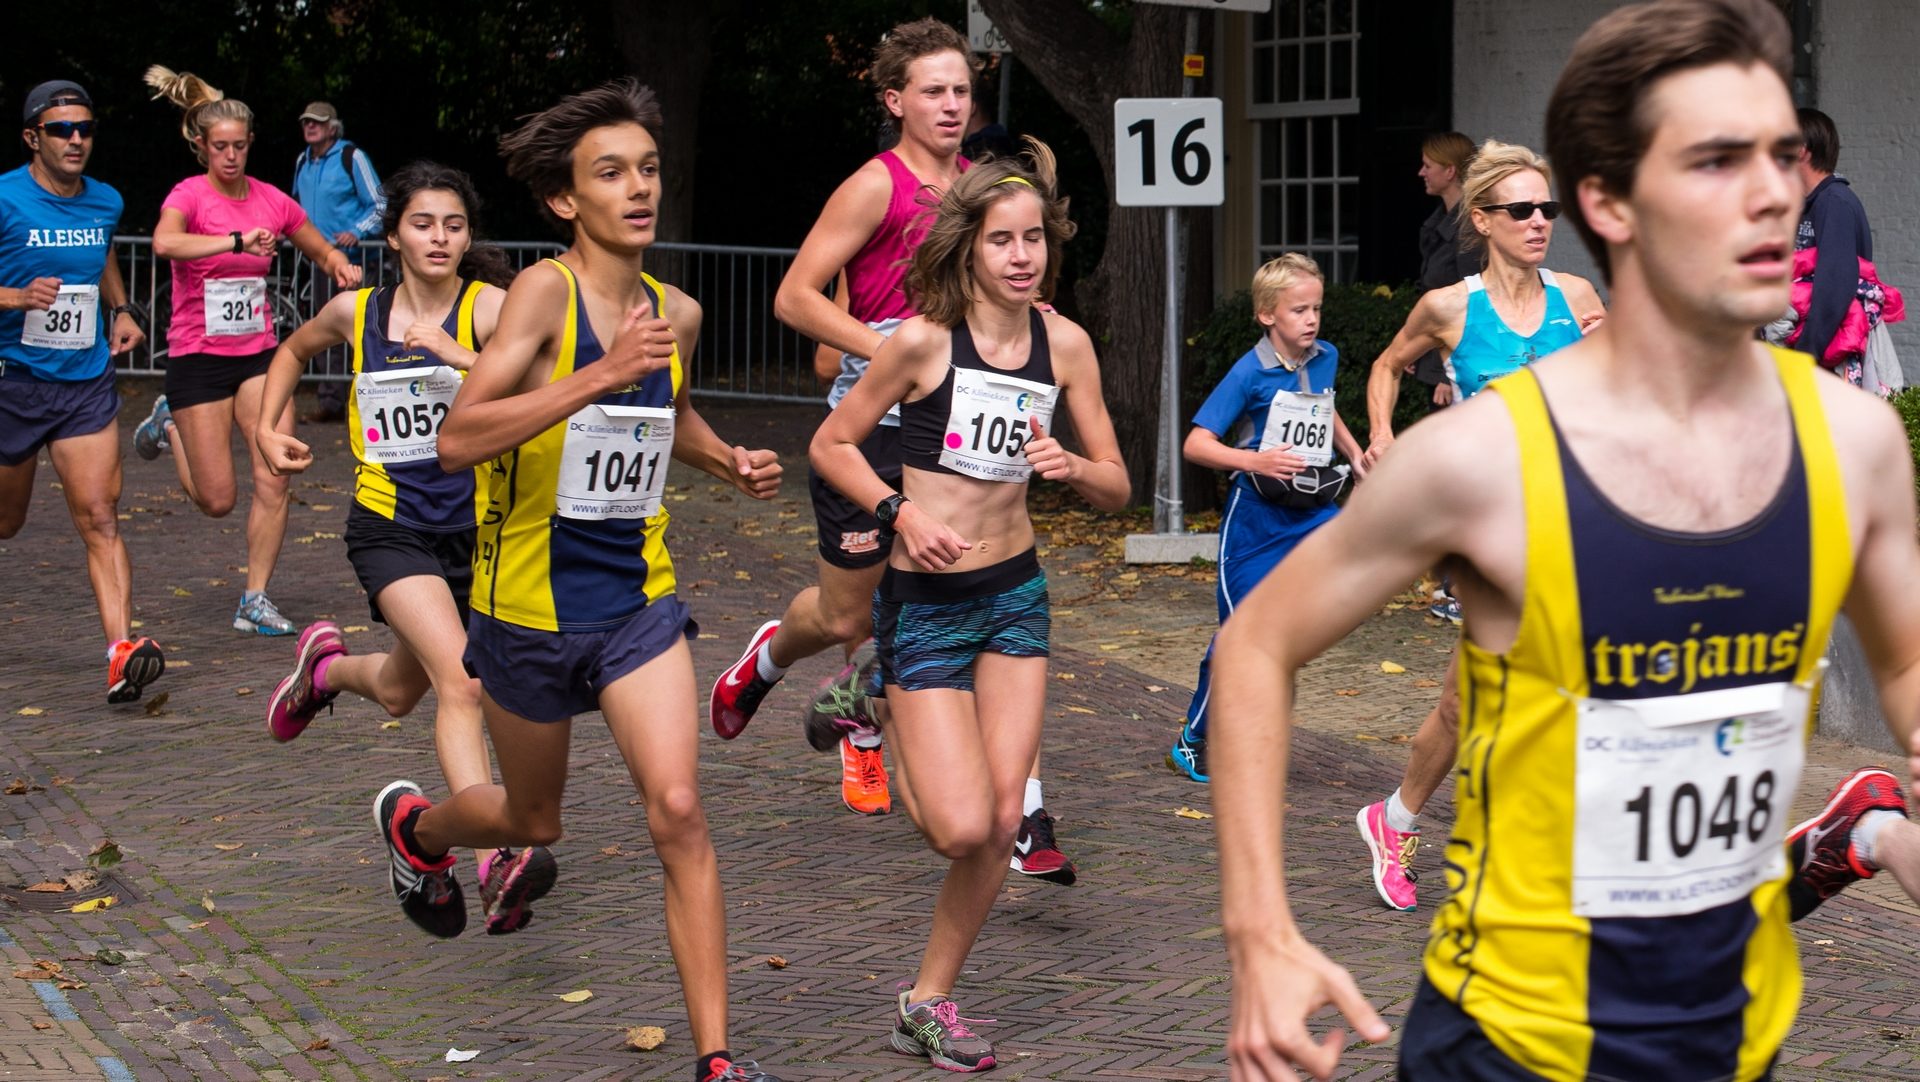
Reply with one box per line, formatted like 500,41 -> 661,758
133,394 -> 172,460
890,990 -> 996,1072
804,639 -> 880,752
234,591 -> 295,636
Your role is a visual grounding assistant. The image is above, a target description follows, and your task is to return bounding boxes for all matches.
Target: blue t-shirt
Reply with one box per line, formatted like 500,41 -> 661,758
1192,336 -> 1340,452
0,165 -> 123,381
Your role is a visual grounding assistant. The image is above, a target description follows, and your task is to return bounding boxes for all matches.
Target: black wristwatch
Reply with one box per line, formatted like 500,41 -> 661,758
230,230 -> 244,254
874,493 -> 908,531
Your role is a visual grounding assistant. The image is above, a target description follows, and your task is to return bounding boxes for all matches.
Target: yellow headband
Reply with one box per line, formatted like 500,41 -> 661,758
992,176 -> 1034,189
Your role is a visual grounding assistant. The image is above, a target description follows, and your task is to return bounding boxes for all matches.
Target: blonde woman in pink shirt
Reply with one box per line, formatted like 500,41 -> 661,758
135,66 -> 360,635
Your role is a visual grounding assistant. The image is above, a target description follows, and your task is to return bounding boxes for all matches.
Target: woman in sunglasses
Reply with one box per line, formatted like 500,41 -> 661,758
134,66 -> 361,636
1349,139 -> 1605,915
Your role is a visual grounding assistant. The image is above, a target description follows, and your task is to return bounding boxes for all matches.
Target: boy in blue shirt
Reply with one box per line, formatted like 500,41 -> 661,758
0,80 -> 163,703
1169,253 -> 1362,782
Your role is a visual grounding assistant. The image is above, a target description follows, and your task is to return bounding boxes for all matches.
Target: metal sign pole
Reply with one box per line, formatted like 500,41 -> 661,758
1155,10 -> 1202,535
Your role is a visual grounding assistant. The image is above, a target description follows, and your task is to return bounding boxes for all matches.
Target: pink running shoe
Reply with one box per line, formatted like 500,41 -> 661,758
710,620 -> 781,739
1356,801 -> 1420,911
266,622 -> 347,742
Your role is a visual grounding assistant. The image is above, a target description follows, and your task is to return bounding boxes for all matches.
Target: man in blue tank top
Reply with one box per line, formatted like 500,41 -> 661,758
0,80 -> 163,705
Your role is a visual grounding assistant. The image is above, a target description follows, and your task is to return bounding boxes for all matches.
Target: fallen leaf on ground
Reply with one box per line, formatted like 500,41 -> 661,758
143,692 -> 170,716
4,778 -> 41,794
1356,733 -> 1381,741
625,1025 -> 666,1051
733,571 -> 751,581
31,1021 -> 50,1030
234,687 -> 252,697
1055,672 -> 1075,680
1065,706 -> 1095,715
200,895 -> 217,913
380,720 -> 401,730
303,1038 -> 331,1051
766,956 -> 789,969
69,896 -> 116,913
86,840 -> 122,868
555,989 -> 593,1003
49,776 -> 70,786
444,1047 -> 480,1063
1380,661 -> 1407,674
1413,679 -> 1440,688
55,980 -> 85,990
15,707 -> 44,717
94,949 -> 126,966
1145,685 -> 1166,693
25,881 -> 69,893
1335,688 -> 1361,697
187,921 -> 208,930
1098,644 -> 1121,651
342,625 -> 369,633
213,843 -> 242,851
1174,807 -> 1214,820
600,845 -> 625,857
63,871 -> 98,892
171,587 -> 192,597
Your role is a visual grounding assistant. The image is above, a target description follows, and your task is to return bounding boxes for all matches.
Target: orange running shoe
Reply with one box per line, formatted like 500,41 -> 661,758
107,637 -> 165,704
839,735 -> 891,815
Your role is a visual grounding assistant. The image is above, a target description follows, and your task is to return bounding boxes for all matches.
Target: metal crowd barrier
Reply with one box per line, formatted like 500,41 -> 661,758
111,236 -> 821,404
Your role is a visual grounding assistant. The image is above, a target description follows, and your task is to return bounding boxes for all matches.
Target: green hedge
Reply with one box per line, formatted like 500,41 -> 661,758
1185,282 -> 1426,450
1892,388 -> 1920,504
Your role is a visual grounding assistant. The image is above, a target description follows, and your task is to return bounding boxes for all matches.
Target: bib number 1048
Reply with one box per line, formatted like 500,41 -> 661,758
1624,770 -> 1775,863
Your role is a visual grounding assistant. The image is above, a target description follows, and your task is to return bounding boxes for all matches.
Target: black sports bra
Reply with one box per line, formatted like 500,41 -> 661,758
899,307 -> 1057,476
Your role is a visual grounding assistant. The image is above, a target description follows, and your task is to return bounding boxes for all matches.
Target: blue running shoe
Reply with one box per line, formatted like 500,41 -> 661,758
133,394 -> 172,460
1167,730 -> 1209,783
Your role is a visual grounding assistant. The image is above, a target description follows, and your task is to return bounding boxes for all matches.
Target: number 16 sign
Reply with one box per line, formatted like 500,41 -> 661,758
1114,98 -> 1224,207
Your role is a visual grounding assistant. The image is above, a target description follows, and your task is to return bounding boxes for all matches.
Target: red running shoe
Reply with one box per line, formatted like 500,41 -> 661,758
1010,807 -> 1077,885
710,620 -> 780,739
1786,767 -> 1909,920
106,637 -> 165,705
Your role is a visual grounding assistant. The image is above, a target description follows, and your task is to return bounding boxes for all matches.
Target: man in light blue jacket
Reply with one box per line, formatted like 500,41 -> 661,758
291,100 -> 383,420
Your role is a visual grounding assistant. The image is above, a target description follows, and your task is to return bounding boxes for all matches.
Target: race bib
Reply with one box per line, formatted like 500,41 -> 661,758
203,277 -> 267,336
555,403 -> 675,520
21,284 -> 99,350
1571,680 -> 1810,919
1259,389 -> 1336,467
937,367 -> 1058,482
354,366 -> 461,464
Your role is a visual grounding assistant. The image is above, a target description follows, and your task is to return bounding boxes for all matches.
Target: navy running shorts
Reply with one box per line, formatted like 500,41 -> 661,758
463,598 -> 697,723
0,366 -> 119,466
163,349 -> 274,410
871,548 -> 1048,693
343,503 -> 475,627
810,420 -> 902,570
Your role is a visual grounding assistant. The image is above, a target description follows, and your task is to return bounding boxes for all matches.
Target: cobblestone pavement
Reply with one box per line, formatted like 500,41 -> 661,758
0,387 -> 1914,1080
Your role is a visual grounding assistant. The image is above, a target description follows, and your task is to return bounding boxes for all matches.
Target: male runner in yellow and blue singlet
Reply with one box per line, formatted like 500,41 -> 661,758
370,81 -> 786,1082
1212,1 -> 1920,1079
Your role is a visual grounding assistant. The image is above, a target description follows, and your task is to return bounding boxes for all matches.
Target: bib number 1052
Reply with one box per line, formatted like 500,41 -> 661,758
1624,770 -> 1775,863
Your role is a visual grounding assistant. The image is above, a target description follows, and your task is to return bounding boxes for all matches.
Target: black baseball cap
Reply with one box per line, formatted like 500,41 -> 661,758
23,80 -> 91,125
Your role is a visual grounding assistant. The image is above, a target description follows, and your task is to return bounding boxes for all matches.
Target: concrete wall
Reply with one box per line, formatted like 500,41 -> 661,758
1450,0 -> 1618,290
1811,3 -> 1920,378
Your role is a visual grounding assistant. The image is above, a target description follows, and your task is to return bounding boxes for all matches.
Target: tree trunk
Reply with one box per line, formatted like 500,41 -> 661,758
976,0 -> 1195,507
606,1 -> 736,244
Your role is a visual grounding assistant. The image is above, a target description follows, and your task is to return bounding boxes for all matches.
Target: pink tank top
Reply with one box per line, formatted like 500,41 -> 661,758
843,151 -> 970,324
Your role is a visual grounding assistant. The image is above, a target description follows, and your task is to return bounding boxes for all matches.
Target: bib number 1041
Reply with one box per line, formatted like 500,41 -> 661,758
1624,770 -> 1775,863
579,448 -> 663,496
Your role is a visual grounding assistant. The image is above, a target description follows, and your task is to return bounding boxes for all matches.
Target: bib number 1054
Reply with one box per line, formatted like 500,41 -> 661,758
1624,770 -> 1775,863
965,414 -> 1030,458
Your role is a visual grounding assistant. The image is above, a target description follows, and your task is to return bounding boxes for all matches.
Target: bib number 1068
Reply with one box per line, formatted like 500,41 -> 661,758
1624,770 -> 1775,863
579,448 -> 663,496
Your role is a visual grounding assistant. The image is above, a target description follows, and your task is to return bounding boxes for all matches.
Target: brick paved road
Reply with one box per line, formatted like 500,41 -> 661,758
0,387 -> 1914,1080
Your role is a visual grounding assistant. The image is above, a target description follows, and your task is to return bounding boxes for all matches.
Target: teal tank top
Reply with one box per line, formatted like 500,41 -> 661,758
1446,268 -> 1582,400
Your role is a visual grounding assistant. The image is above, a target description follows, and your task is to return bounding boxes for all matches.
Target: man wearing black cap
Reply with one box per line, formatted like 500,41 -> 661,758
0,80 -> 165,703
291,100 -> 383,421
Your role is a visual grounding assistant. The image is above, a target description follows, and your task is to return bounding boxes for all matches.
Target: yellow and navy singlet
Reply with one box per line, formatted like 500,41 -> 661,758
1422,348 -> 1851,1081
346,280 -> 486,531
470,259 -> 681,632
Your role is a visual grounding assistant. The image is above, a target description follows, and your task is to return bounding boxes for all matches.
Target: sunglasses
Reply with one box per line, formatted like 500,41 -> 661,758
37,120 -> 96,140
1485,200 -> 1561,221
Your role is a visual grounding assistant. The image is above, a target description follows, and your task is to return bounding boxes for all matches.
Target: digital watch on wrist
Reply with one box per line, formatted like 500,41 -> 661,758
874,493 -> 908,531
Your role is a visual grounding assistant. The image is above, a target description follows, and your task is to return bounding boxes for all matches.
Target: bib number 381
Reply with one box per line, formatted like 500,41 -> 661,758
556,403 -> 675,520
22,284 -> 99,350
938,367 -> 1058,483
1572,681 -> 1809,918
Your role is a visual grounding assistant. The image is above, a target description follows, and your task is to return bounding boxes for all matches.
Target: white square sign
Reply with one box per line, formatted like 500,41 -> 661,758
1113,98 -> 1225,207
968,1 -> 1012,54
